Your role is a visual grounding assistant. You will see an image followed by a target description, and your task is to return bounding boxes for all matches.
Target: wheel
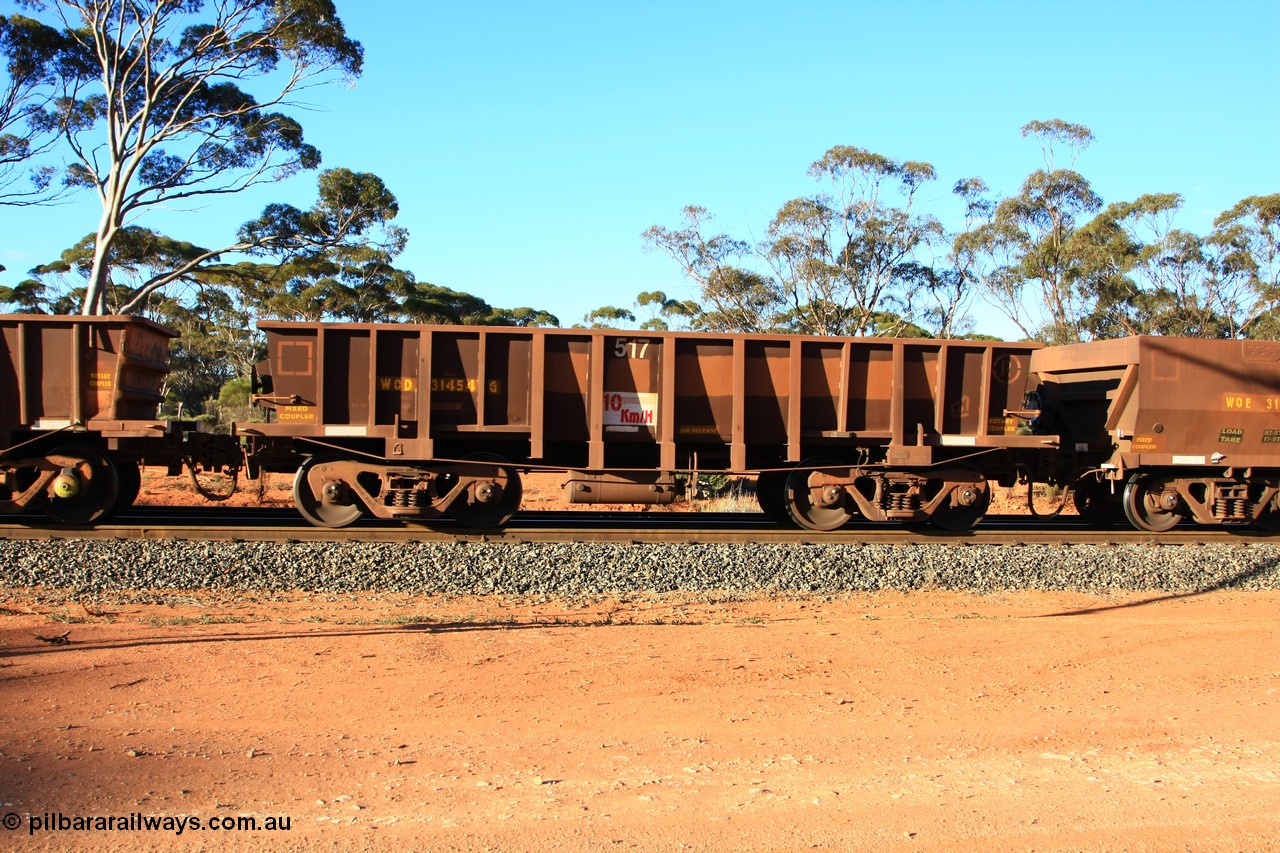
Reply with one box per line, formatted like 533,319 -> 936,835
1255,506 -> 1280,533
111,458 -> 142,516
1071,479 -> 1124,525
929,480 -> 990,531
1251,485 -> 1280,532
293,457 -> 365,528
755,470 -> 790,523
41,443 -> 120,526
448,453 -> 522,529
785,457 -> 852,531
1122,473 -> 1184,532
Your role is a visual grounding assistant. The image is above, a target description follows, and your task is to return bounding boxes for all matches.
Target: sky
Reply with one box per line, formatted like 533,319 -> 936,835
3,0 -> 1279,338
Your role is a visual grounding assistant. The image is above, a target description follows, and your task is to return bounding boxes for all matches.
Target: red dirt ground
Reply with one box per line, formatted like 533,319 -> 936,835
2,589 -> 1278,851
10,471 -> 1239,851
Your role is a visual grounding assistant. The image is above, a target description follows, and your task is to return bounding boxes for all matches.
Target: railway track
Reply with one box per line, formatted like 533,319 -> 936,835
1,507 -> 1272,546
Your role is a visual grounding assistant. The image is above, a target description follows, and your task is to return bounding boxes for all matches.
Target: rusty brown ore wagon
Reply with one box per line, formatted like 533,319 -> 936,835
0,314 -> 236,524
1031,336 -> 1280,531
4,314 -> 1278,533
246,322 -> 1050,530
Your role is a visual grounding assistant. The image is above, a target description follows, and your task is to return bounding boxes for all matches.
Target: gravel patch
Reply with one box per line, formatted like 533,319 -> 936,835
1,540 -> 1278,596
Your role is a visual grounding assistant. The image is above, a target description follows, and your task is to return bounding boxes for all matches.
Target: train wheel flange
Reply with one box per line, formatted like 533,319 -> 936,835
293,457 -> 365,528
785,457 -> 852,531
1252,486 -> 1280,532
449,453 -> 522,529
41,443 -> 120,526
1071,478 -> 1124,525
111,459 -> 142,517
754,470 -> 791,524
1122,474 -> 1184,532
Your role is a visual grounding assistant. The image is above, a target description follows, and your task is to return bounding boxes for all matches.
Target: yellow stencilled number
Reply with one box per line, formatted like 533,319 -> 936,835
432,378 -> 475,393
430,377 -> 502,394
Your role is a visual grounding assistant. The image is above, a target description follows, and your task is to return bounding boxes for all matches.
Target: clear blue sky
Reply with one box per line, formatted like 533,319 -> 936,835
3,0 -> 1278,337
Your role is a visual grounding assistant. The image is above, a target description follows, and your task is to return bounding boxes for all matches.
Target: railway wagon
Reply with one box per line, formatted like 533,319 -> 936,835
247,322 -> 1047,530
0,314 -> 237,524
0,314 -> 175,523
1031,336 -> 1280,531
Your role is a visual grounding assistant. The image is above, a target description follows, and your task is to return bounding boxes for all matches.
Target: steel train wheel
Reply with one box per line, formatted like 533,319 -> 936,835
1252,486 -> 1280,532
448,453 -> 522,529
929,480 -> 991,532
112,458 -> 142,515
754,470 -> 791,523
1122,473 -> 1184,532
1071,479 -> 1125,525
293,457 -> 365,528
785,457 -> 852,531
41,443 -> 120,526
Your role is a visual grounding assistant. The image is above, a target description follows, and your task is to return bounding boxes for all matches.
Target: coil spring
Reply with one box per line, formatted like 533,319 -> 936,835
1214,497 -> 1248,519
882,492 -> 920,512
387,489 -> 430,508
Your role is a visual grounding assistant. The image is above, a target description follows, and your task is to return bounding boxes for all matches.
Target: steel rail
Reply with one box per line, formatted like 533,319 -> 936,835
0,509 -> 1273,546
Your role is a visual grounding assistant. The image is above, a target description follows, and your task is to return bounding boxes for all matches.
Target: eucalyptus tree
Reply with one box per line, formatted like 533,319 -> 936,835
27,223 -> 214,314
954,120 -> 1102,343
0,275 -> 70,311
24,167 -> 405,316
3,0 -> 365,314
152,286 -> 261,411
0,11 -> 81,204
484,306 -> 560,327
642,205 -> 785,333
1070,193 -> 1240,339
635,290 -> 699,331
763,145 -> 944,337
1210,194 -> 1280,339
234,236 -> 413,323
397,282 -> 557,328
581,305 -> 635,329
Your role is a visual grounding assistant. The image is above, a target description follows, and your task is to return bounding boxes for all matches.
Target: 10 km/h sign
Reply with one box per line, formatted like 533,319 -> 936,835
604,391 -> 657,427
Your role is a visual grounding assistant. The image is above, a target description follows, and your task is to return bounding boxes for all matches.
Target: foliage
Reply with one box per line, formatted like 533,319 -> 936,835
1069,193 -> 1240,339
154,288 -> 262,414
762,145 -> 946,336
1211,194 -> 1280,338
0,0 -> 366,313
635,290 -> 699,331
645,151 -> 966,339
0,12 -> 77,204
642,121 -> 1277,343
642,205 -> 786,333
581,305 -> 635,329
953,120 -> 1103,344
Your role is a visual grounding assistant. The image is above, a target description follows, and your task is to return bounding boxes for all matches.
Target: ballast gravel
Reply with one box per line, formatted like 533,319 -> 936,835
1,539 -> 1278,596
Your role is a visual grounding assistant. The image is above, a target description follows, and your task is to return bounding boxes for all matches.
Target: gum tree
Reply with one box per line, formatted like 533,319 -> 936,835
954,120 -> 1102,343
0,11 -> 80,205
3,0 -> 365,314
642,205 -> 785,333
763,145 -> 944,336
